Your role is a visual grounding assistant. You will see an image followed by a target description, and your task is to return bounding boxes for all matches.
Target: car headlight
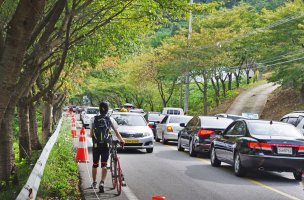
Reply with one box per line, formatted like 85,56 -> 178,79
143,132 -> 152,137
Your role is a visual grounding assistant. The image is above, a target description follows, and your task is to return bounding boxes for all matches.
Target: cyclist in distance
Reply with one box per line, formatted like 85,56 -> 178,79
90,101 -> 125,193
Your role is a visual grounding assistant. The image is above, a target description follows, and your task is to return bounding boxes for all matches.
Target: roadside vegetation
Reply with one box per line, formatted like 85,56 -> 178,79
37,118 -> 80,200
0,0 -> 304,197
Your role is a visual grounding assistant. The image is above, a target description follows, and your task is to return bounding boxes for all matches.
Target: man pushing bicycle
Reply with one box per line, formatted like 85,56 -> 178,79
90,101 -> 125,193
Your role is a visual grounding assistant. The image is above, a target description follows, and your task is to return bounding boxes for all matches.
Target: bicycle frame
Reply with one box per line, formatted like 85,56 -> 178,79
109,139 -> 123,195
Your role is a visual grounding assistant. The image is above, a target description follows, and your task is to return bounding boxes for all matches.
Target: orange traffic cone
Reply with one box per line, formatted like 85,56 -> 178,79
152,196 -> 166,200
76,130 -> 89,163
80,127 -> 85,136
71,122 -> 77,138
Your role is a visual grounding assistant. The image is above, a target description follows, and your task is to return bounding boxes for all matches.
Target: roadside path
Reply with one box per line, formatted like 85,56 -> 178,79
226,83 -> 279,116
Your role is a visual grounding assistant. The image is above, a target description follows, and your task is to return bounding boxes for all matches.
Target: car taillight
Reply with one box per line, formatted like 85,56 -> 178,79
248,142 -> 272,151
148,124 -> 153,129
198,129 -> 215,136
167,126 -> 173,132
298,146 -> 304,153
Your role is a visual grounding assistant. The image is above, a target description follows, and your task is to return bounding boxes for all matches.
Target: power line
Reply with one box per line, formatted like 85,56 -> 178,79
259,51 -> 304,65
195,13 -> 304,50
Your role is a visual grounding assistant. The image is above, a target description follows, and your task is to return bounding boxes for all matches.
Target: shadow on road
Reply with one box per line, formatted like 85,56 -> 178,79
184,164 -> 299,186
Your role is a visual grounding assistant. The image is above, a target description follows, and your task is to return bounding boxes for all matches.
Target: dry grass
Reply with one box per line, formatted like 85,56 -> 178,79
261,87 -> 304,120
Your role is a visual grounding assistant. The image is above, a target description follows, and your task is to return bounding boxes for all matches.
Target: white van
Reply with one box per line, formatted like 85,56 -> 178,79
161,107 -> 184,115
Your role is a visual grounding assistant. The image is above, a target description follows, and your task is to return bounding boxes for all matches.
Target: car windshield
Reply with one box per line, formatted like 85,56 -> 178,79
112,114 -> 147,126
86,109 -> 99,114
248,122 -> 303,137
148,114 -> 165,122
169,116 -> 192,124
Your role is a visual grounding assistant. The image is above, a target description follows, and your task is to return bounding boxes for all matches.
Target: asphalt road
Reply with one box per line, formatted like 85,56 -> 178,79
73,120 -> 304,200
227,83 -> 279,116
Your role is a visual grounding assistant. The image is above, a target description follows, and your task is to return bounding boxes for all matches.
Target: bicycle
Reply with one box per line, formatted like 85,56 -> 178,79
109,139 -> 125,195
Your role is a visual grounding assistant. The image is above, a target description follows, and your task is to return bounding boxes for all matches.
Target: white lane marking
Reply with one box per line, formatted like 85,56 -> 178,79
123,186 -> 140,200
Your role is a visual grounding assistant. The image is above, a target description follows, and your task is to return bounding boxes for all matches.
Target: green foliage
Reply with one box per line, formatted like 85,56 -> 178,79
38,118 -> 80,199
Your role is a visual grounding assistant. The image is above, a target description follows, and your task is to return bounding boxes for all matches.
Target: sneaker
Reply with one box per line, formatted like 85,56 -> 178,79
99,181 -> 104,193
91,182 -> 97,189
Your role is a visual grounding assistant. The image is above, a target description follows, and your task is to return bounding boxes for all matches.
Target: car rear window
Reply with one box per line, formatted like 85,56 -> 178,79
287,117 -> 299,126
248,122 -> 303,137
87,109 -> 99,114
200,117 -> 233,129
148,114 -> 165,122
167,110 -> 181,115
169,116 -> 192,124
112,114 -> 147,126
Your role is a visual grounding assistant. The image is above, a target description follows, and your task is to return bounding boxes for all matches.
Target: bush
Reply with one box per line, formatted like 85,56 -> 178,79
37,118 -> 81,199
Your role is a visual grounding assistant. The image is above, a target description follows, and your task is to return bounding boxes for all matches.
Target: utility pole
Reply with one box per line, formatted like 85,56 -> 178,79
184,0 -> 193,114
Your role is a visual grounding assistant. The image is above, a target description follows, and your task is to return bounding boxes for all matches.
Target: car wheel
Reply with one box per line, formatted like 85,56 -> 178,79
162,133 -> 168,145
146,148 -> 153,153
155,133 -> 160,142
177,136 -> 184,151
210,146 -> 221,167
234,152 -> 246,177
189,139 -> 197,157
293,170 -> 302,181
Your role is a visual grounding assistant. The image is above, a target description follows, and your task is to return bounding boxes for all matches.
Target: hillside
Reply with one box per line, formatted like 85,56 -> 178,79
260,87 -> 304,120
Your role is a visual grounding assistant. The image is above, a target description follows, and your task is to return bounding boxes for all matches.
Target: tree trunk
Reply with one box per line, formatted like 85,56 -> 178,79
211,78 -> 220,107
184,73 -> 190,113
203,78 -> 208,115
220,79 -> 226,97
228,73 -> 232,90
42,101 -> 53,144
29,102 -> 42,150
18,98 -> 31,161
246,70 -> 250,84
0,0 -> 46,125
0,106 -> 15,184
234,72 -> 240,88
179,82 -> 183,108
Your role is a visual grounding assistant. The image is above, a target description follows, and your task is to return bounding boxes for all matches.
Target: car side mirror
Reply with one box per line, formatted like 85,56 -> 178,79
180,123 -> 186,127
157,121 -> 161,124
218,131 -> 224,135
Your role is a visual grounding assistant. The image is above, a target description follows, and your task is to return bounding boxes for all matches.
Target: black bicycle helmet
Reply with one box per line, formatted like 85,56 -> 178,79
99,101 -> 109,116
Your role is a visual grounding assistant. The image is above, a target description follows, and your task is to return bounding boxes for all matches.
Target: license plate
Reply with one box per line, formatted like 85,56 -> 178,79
277,147 -> 292,155
124,139 -> 139,144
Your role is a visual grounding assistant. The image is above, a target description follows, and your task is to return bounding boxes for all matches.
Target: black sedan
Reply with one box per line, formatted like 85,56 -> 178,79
177,116 -> 233,157
210,120 -> 304,180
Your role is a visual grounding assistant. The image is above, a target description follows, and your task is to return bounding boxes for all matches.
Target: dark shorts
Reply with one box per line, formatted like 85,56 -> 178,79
92,146 -> 109,168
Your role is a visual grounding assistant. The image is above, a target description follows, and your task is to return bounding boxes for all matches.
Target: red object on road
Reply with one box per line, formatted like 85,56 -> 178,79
80,127 -> 85,136
71,121 -> 77,138
152,196 -> 166,200
76,130 -> 89,163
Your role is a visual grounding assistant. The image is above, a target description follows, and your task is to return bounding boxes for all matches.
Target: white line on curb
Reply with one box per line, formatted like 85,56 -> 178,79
123,186 -> 140,200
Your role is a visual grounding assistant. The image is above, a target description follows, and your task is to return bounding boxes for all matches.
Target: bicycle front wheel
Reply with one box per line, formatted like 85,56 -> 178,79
110,155 -> 117,189
116,157 -> 122,195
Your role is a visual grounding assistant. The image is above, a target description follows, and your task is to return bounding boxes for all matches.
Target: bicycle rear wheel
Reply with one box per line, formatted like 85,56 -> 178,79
116,158 -> 122,195
110,155 -> 117,189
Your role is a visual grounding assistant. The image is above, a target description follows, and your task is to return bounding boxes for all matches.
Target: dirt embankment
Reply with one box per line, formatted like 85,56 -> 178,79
260,87 -> 304,120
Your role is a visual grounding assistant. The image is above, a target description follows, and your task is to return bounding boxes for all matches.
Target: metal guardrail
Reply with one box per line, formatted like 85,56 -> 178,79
16,116 -> 64,200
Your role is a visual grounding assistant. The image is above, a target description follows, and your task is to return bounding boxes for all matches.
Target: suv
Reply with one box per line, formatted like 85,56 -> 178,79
280,111 -> 304,135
